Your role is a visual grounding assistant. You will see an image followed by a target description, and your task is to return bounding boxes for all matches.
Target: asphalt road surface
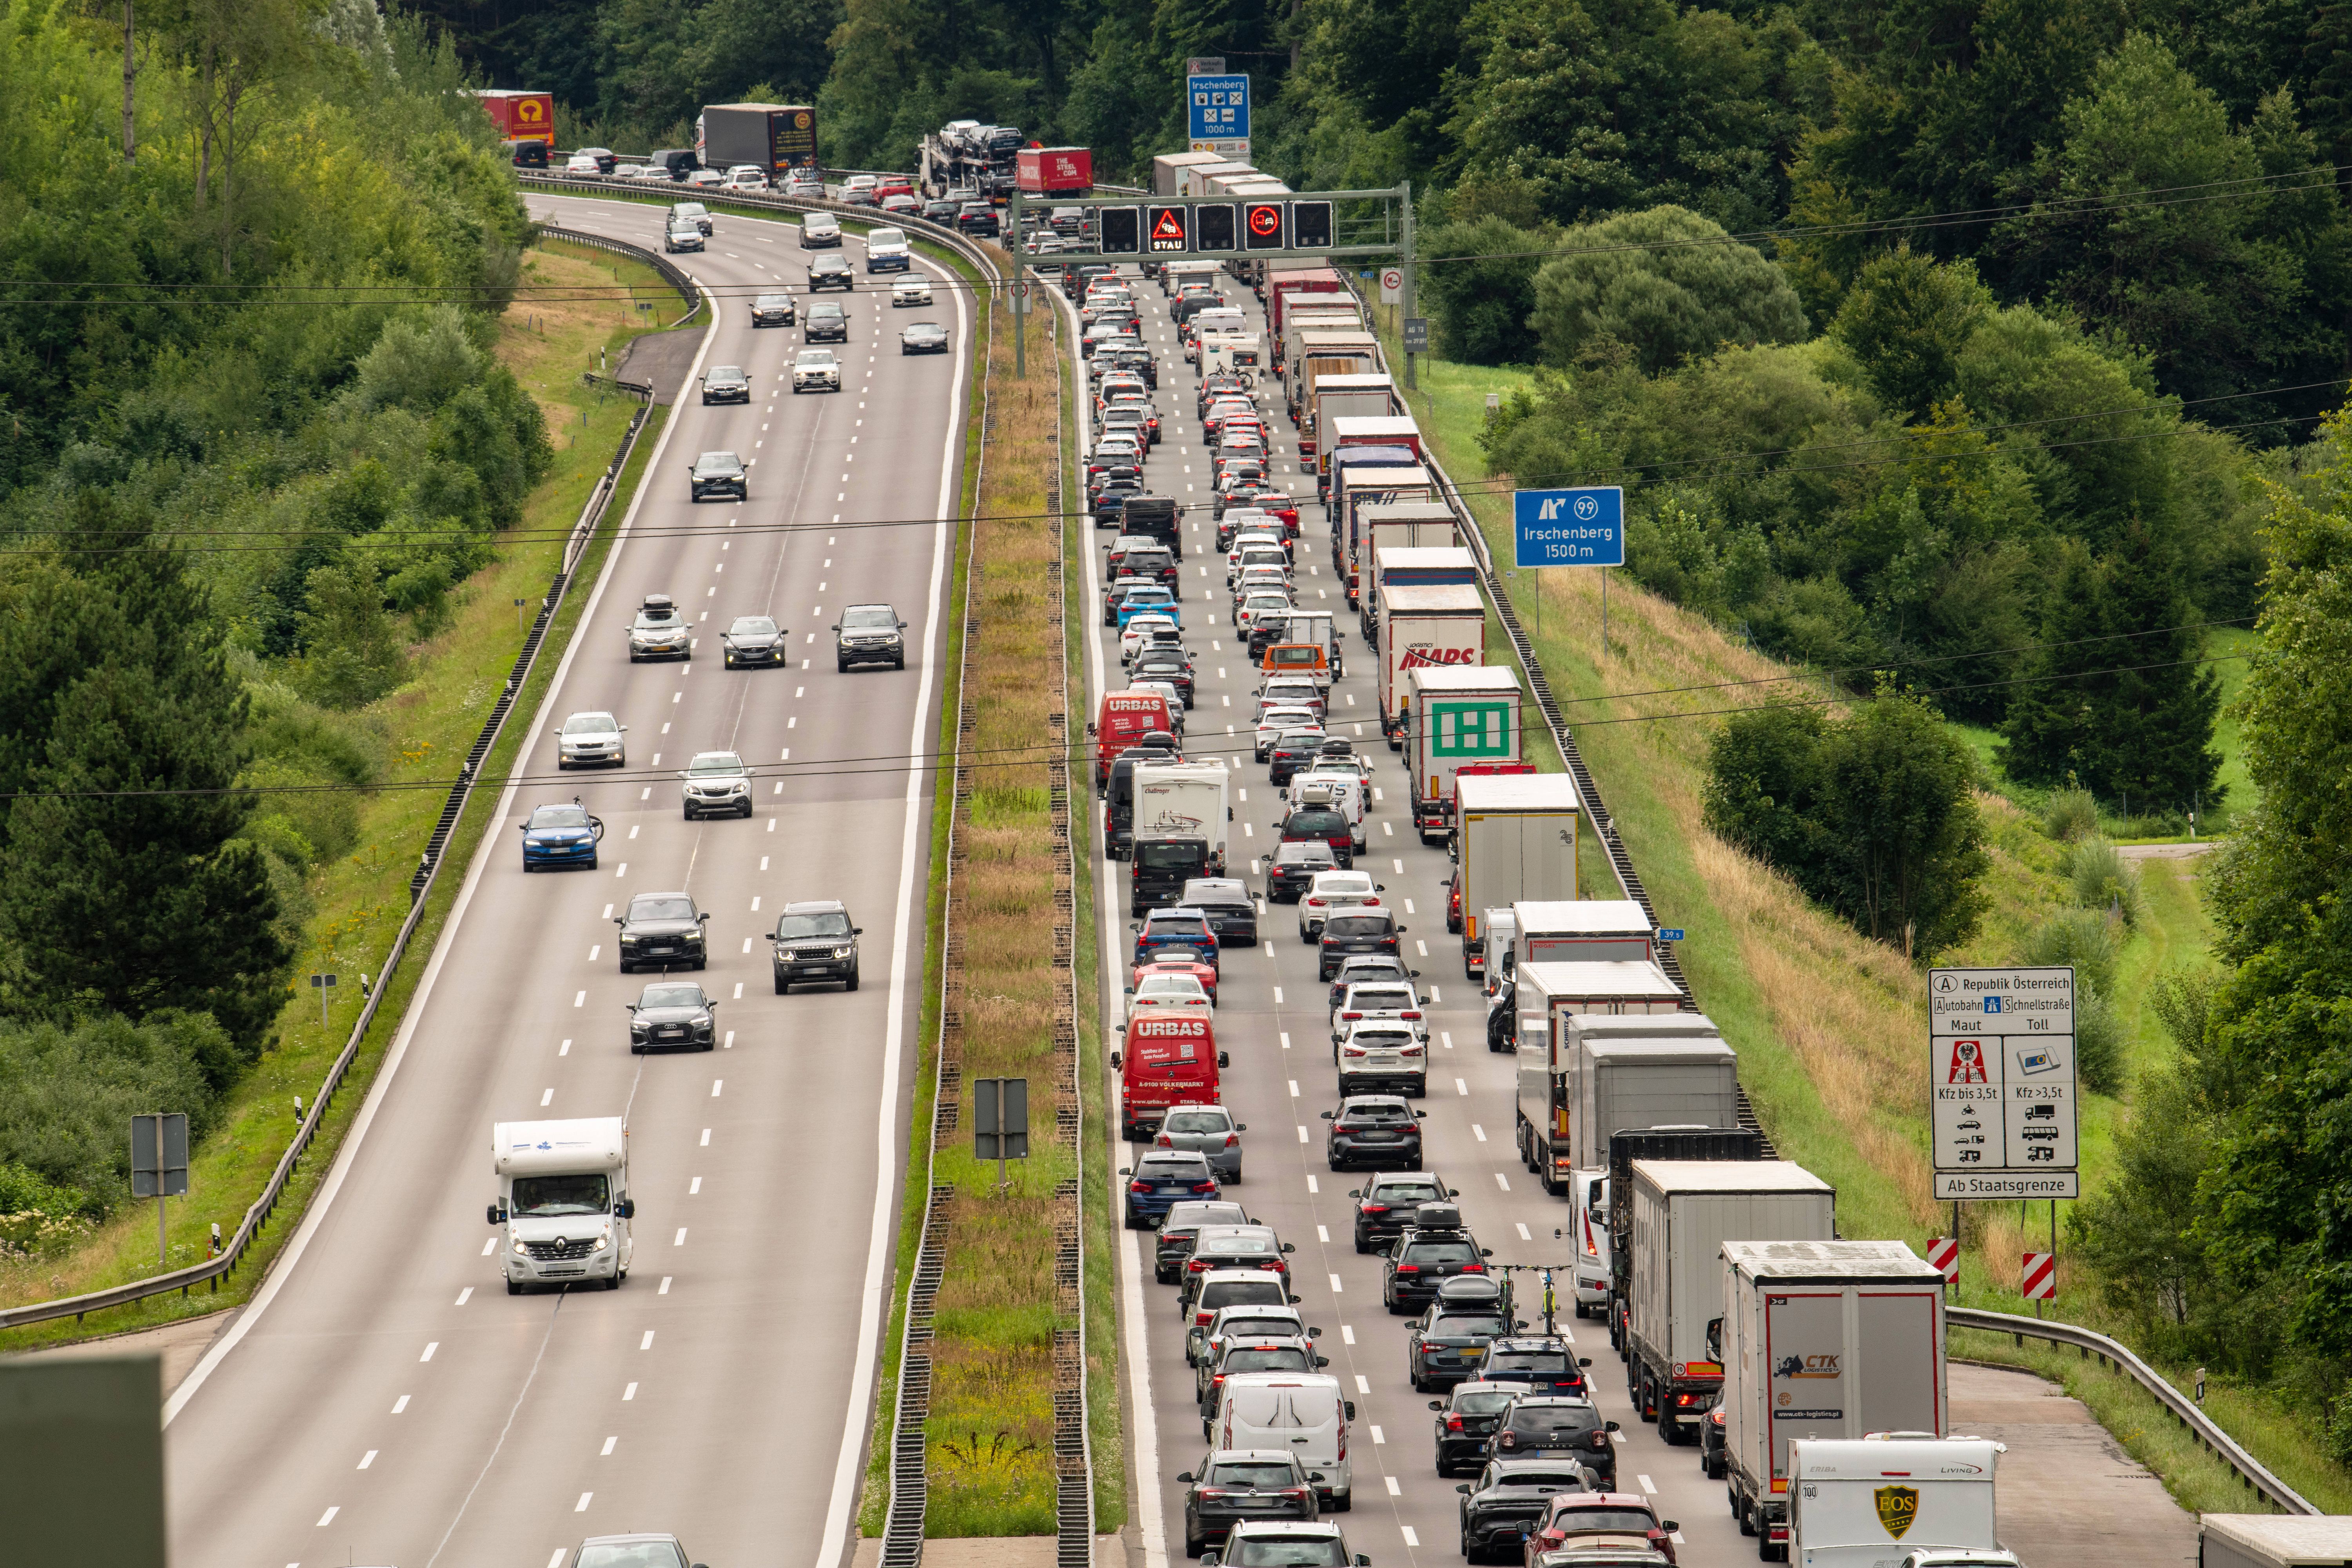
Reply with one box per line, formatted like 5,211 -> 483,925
162,192 -> 972,1568
1067,266 -> 1759,1568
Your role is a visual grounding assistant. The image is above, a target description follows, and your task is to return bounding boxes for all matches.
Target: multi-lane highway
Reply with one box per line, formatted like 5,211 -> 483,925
1069,268 -> 1754,1566
162,193 -> 971,1568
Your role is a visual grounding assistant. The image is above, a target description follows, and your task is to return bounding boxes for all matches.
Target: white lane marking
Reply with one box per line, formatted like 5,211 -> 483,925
742,937 -> 754,953
1399,1526 -> 1418,1547
690,1177 -> 702,1194
575,1493 -> 593,1513
700,1129 -> 711,1146
1279,1032 -> 1291,1050
1288,1079 -> 1299,1098
455,1287 -> 473,1306
1328,1273 -> 1344,1292
1355,1374 -> 1370,1394
1318,1225 -> 1330,1242
1382,821 -> 1392,836
1441,1031 -> 1454,1051
1341,1325 -> 1356,1345
1638,1474 -> 1657,1494
540,1088 -> 554,1107
1306,1175 -> 1318,1193
674,1228 -> 688,1246
481,1237 -> 496,1256
1495,1173 -> 1511,1191
359,1450 -> 377,1469
1455,1079 -> 1468,1096
660,1276 -> 673,1294
560,1039 -> 572,1056
420,1342 -> 437,1362
1385,1475 -> 1401,1497
392,1395 -> 409,1413
1431,985 -> 1443,1002
623,1382 -> 637,1401
640,1331 -> 655,1350
589,944 -> 602,960
1473,1125 -> 1488,1142
602,1436 -> 618,1456
1297,1127 -> 1309,1143
318,1508 -> 339,1527
1272,986 -> 1283,1003
711,1079 -> 723,1097
1416,940 -> 1427,955
1517,1223 -> 1532,1241
574,991 -> 586,1007
1370,1425 -> 1385,1445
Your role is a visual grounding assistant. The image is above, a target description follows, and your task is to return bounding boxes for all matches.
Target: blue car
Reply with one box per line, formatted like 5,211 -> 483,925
1116,590 -> 1181,631
1123,1149 -> 1220,1227
1132,907 -> 1220,973
519,801 -> 604,870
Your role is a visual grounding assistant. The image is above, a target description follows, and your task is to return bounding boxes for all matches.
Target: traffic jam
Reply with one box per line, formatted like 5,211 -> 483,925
1067,234 -> 1972,1568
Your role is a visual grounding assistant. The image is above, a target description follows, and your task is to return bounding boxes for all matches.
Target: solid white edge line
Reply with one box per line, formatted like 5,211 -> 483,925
165,230 -> 724,1430
820,235 -> 971,1568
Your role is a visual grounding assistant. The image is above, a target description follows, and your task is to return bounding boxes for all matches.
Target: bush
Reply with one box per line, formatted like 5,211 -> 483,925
0,1014 -> 225,1215
2043,788 -> 2100,842
1528,206 -> 1808,375
2073,977 -> 2126,1093
1419,216 -> 1552,366
2018,907 -> 2120,995
2064,836 -> 2145,927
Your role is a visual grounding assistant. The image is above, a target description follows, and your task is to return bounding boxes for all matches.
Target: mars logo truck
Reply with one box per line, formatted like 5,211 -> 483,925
1398,644 -> 1478,668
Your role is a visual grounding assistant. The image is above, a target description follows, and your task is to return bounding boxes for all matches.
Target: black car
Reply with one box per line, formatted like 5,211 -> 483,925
1408,1294 -> 1514,1392
900,321 -> 950,354
1267,737 -> 1329,791
719,615 -> 786,668
1486,975 -> 1515,1052
750,292 -> 797,327
688,450 -> 747,503
805,302 -> 849,343
1382,1210 -> 1494,1312
835,603 -> 908,671
1265,840 -> 1338,903
1349,1171 -> 1451,1252
921,198 -> 961,224
1196,1339 -> 1329,1425
1156,1199 -> 1253,1284
1122,1149 -> 1220,1228
1430,1383 -> 1523,1477
1323,1096 -> 1425,1172
1485,1397 -> 1617,1488
1328,955 -> 1418,1013
1178,1451 -> 1321,1557
771,899 -> 861,992
1132,648 -> 1195,707
1179,878 -> 1258,947
1700,1395 -> 1727,1478
615,891 -> 710,972
1478,1336 -> 1591,1402
809,254 -> 854,291
626,980 -> 716,1053
1455,1457 -> 1598,1563
1319,911 -> 1402,981
699,364 -> 750,405
955,203 -> 1000,237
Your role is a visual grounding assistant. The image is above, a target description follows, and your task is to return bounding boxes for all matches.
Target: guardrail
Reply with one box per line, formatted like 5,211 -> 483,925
1948,1305 -> 2315,1514
534,222 -> 700,321
0,374 -> 663,1334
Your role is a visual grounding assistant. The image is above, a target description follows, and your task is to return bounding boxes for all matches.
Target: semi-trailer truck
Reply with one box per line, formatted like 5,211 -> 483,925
1454,773 -> 1580,972
698,103 -> 819,175
1403,665 -> 1522,842
1512,965 -> 1694,1193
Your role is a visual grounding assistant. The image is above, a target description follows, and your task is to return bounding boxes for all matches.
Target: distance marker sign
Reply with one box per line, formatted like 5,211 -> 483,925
1929,965 -> 2079,1199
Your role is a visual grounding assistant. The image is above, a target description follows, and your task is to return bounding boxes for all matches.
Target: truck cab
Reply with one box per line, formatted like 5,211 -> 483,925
489,1118 -> 634,1293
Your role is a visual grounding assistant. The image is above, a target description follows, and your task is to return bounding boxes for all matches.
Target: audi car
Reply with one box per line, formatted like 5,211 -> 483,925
626,980 -> 715,1053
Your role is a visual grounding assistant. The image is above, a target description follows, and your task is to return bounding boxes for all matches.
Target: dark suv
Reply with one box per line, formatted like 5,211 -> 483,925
1156,1199 -> 1252,1285
1180,878 -> 1259,947
1477,1336 -> 1591,1401
834,604 -> 908,671
1178,1451 -> 1321,1557
771,900 -> 861,992
805,301 -> 849,342
1485,1397 -> 1617,1487
1322,1096 -> 1425,1172
1269,736 -> 1332,790
1350,1172 -> 1452,1252
615,891 -> 710,971
1265,840 -> 1338,903
1408,1292 -> 1514,1392
1430,1383 -> 1522,1477
1274,804 -> 1353,870
1319,911 -> 1403,981
688,450 -> 747,503
809,253 -> 854,291
1383,1208 -> 1494,1313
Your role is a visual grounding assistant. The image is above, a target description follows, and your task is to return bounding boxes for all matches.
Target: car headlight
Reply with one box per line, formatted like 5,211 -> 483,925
834,946 -> 855,959
511,1236 -> 528,1254
593,1232 -> 610,1251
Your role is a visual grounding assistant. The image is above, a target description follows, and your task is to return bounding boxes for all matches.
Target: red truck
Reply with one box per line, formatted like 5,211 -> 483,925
473,90 -> 555,146
1113,1007 -> 1227,1140
1017,146 -> 1094,197
1268,268 -> 1347,336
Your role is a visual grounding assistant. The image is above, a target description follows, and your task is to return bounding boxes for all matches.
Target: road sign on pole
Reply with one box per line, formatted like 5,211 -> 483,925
1930,965 -> 2079,1200
1513,488 -> 1625,568
1147,205 -> 1191,254
2022,1251 -> 2056,1300
130,1112 -> 189,1267
310,970 -> 338,1031
974,1077 -> 1030,1194
1187,73 -> 1251,144
1926,1237 -> 1960,1283
1379,267 -> 1403,303
1401,317 -> 1429,354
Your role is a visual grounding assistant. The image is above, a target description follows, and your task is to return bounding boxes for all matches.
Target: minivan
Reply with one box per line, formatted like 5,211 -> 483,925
1212,1374 -> 1356,1511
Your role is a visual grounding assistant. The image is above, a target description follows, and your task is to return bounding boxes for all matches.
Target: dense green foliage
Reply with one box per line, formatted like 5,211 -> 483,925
1702,692 -> 1989,958
0,2 -> 544,1221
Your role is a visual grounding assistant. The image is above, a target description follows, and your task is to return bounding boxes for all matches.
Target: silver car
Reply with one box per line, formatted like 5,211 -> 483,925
680,751 -> 752,820
1336,1020 -> 1425,1097
663,220 -> 704,254
799,212 -> 842,249
627,594 -> 690,661
557,711 -> 627,768
1159,1104 -> 1245,1183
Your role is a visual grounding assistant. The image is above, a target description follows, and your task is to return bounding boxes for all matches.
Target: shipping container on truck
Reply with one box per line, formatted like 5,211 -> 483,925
1360,504 -> 1462,624
1514,973 -> 1700,1192
698,103 -> 819,175
1367,544 -> 1477,634
1303,372 -> 1397,461
1341,473 -> 1439,607
1129,760 -> 1231,915
2198,1516 -> 2352,1568
1282,310 -> 1369,383
1454,773 -> 1581,971
1017,146 -> 1094,196
1269,269 -> 1349,335
1404,668 -> 1522,842
1719,1240 -> 1949,1557
1788,1438 -> 2007,1568
474,89 -> 555,145
1290,332 -> 1383,424
1377,583 -> 1485,752
1152,150 -> 1227,197
1628,1160 -> 1835,1441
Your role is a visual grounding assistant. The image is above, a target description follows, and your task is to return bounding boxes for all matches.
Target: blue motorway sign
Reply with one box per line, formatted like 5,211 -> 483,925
1187,74 -> 1251,141
1657,928 -> 1686,942
1513,486 -> 1624,568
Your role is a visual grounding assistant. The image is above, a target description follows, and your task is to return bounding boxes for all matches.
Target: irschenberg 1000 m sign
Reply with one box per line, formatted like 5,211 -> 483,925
1928,966 -> 2079,1199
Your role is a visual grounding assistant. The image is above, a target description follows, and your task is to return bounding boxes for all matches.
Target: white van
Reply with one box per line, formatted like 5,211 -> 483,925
490,1118 -> 635,1292
1789,1437 -> 2005,1567
1568,1170 -> 1609,1315
1214,1372 -> 1356,1510
864,226 -> 912,273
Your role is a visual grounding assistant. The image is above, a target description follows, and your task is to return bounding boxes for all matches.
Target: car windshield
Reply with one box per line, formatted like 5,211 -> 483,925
709,365 -> 743,381
869,228 -> 906,245
573,1543 -> 688,1568
1205,1236 -> 1277,1258
1139,1156 -> 1207,1179
1278,846 -> 1336,866
1488,1350 -> 1572,1372
729,618 -> 778,636
757,294 -> 791,307
1429,1313 -> 1507,1337
1138,976 -> 1204,999
630,897 -> 694,922
563,714 -> 617,735
844,607 -> 898,629
1454,1391 -> 1519,1415
639,984 -> 704,1009
688,755 -> 743,775
810,303 -> 845,317
1370,1180 -> 1441,1203
509,1173 -> 609,1217
1507,1406 -> 1599,1436
777,912 -> 852,939
529,806 -> 591,829
1350,988 -> 1414,1009
1222,1348 -> 1311,1375
1163,1110 -> 1230,1134
1352,1030 -> 1414,1051
1326,916 -> 1392,938
696,454 -> 739,472
1151,946 -> 1210,965
797,351 -> 835,366
1230,1539 -> 1346,1568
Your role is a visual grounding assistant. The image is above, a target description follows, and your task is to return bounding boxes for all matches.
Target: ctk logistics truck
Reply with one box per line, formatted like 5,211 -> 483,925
1403,665 -> 1523,842
1788,1437 -> 2008,1568
489,1118 -> 634,1292
1627,1159 -> 1835,1441
1719,1239 -> 1951,1557
1129,760 -> 1232,914
697,103 -> 819,174
1454,773 -> 1581,971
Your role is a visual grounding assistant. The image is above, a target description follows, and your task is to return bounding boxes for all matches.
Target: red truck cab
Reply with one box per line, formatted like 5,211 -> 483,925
1113,1007 -> 1228,1140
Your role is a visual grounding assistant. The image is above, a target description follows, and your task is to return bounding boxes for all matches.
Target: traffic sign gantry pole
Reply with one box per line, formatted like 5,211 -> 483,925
1399,179 -> 1417,395
1009,188 -> 1025,381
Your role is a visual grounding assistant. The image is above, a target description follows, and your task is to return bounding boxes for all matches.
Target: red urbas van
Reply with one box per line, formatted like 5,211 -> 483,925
1114,1007 -> 1229,1140
1095,690 -> 1174,788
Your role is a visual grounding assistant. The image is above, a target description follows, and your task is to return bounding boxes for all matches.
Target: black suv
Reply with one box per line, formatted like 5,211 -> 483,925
627,979 -> 716,1053
1178,1451 -> 1320,1557
805,301 -> 849,343
1131,646 -> 1194,707
1477,1336 -> 1591,1401
1268,737 -> 1330,791
615,891 -> 710,971
1323,1096 -> 1425,1172
835,603 -> 908,671
809,253 -> 854,291
1382,1206 -> 1494,1312
1455,1456 -> 1599,1560
1318,911 -> 1402,981
1350,1172 -> 1451,1252
699,364 -> 750,405
955,203 -> 1000,237
750,292 -> 797,327
771,900 -> 861,992
1265,840 -> 1338,903
1430,1383 -> 1522,1477
1407,1290 -> 1514,1392
688,451 -> 747,503
1180,878 -> 1259,947
1485,1396 -> 1617,1487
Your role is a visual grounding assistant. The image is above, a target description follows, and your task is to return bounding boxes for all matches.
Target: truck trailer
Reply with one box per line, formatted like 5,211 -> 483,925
1512,965 -> 1694,1192
474,89 -> 555,146
1304,372 -> 1397,463
1403,666 -> 1522,842
698,103 -> 819,175
2198,1516 -> 2352,1568
1788,1437 -> 2007,1568
1365,543 -> 1477,626
1017,146 -> 1093,196
1454,773 -> 1580,972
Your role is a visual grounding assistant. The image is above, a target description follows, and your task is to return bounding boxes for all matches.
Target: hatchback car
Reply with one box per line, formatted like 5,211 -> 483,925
1134,909 -> 1220,970
751,292 -> 797,327
1431,1383 -> 1523,1477
1180,878 -> 1259,947
626,980 -> 716,1053
1123,1149 -> 1221,1228
688,450 -> 747,503
667,202 -> 712,234
1350,1171 -> 1452,1252
1384,1218 -> 1494,1313
1268,735 -> 1333,793
900,321 -> 950,354
1183,1270 -> 1297,1357
699,363 -> 750,405
804,302 -> 849,343
1323,1096 -> 1426,1172
1264,839 -> 1339,903
891,275 -> 934,307
662,220 -> 704,253
1298,871 -> 1381,940
799,212 -> 842,247
719,615 -> 785,668
835,603 -> 908,670
519,800 -> 603,870
680,751 -> 752,819
615,891 -> 709,971
808,253 -> 854,291
566,1533 -> 704,1568
771,899 -> 861,991
1178,1449 -> 1321,1555
1486,1397 -> 1617,1488
1180,1226 -> 1295,1301
1203,1519 -> 1367,1568
1520,1492 -> 1673,1566
557,709 -> 629,766
1156,1199 -> 1253,1284
1319,911 -> 1403,981
1409,1296 -> 1515,1392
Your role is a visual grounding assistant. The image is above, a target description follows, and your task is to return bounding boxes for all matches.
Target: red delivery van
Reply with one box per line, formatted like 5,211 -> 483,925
1113,1007 -> 1228,1140
1094,689 -> 1174,788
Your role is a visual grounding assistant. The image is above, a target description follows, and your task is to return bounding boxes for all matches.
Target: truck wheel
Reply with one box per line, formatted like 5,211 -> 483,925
1735,1489 -> 1753,1533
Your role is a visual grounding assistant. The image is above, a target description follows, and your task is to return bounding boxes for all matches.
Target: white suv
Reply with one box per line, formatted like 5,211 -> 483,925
721,165 -> 768,190
1335,1020 -> 1425,1097
891,275 -> 933,307
680,752 -> 752,820
792,349 -> 841,393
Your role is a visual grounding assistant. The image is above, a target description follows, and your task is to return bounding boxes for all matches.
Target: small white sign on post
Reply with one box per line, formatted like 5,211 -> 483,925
1379,267 -> 1403,304
1929,965 -> 2080,1199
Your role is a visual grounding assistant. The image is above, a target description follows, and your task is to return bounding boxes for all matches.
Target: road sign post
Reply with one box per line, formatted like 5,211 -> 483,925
1186,71 -> 1250,157
974,1077 -> 1030,1194
130,1112 -> 189,1267
2022,1250 -> 2056,1308
1512,488 -> 1625,651
1926,1236 -> 1959,1285
309,971 -> 337,1031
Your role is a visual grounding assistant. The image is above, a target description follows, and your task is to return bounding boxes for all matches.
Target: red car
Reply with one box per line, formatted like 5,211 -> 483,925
1135,949 -> 1220,1004
1521,1492 -> 1678,1566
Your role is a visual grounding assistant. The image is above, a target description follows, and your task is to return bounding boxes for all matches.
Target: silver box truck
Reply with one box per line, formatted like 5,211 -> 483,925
2198,1516 -> 2352,1568
1455,773 -> 1581,976
1510,962 -> 1692,1193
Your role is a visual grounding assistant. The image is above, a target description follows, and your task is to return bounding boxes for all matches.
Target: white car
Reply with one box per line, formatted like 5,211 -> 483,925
891,275 -> 934,307
1253,704 -> 1321,762
1235,590 -> 1293,634
1226,532 -> 1289,582
1330,981 -> 1426,1049
556,710 -> 627,768
1336,1020 -> 1425,1097
1230,554 -> 1290,594
1120,613 -> 1179,665
564,152 -> 602,175
1298,869 -> 1381,939
1258,677 -> 1325,719
792,348 -> 841,393
680,751 -> 752,820
1132,973 -> 1213,1010
722,165 -> 768,190
842,173 -> 878,194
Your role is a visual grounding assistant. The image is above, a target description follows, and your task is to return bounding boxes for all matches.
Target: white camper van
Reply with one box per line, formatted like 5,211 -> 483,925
489,1118 -> 635,1292
1788,1436 -> 2007,1567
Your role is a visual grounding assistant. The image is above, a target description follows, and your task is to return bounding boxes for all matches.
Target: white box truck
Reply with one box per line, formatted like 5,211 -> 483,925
1720,1240 -> 1951,1559
1359,505 -> 1463,620
1379,584 -> 1485,752
1628,1160 -> 1836,1442
1573,1036 -> 1742,1172
1455,773 -> 1580,974
490,1118 -> 635,1292
1404,666 -> 1523,842
1153,150 -> 1227,196
1289,330 -> 1383,419
1130,760 -> 1231,915
1305,372 -> 1398,466
1510,964 -> 1693,1192
1789,1437 -> 2008,1567
1343,472 -> 1439,606
2199,1516 -> 2352,1568
1511,900 -> 1654,976
1367,544 -> 1478,628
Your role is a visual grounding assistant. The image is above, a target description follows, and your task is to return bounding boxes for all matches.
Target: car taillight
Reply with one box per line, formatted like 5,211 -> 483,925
1361,1204 -> 1388,1213
1591,1431 -> 1610,1450
1400,1011 -> 1422,1020
1129,1180 -> 1150,1193
1193,1181 -> 1219,1193
1364,897 -> 1379,906
1401,1045 -> 1424,1057
1446,1415 -> 1463,1431
1281,1487 -> 1308,1500
1224,1133 -> 1240,1147
1675,1392 -> 1701,1407
1195,1310 -> 1213,1325
1394,1264 -> 1419,1273
1188,1258 -> 1212,1272
1342,1047 -> 1366,1058
1460,1263 -> 1485,1273
1341,1010 -> 1361,1020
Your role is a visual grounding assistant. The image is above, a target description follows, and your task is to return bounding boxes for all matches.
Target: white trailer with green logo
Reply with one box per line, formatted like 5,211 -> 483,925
1404,666 -> 1523,842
